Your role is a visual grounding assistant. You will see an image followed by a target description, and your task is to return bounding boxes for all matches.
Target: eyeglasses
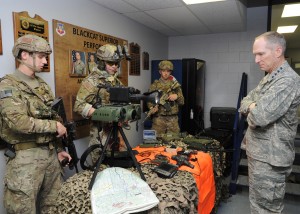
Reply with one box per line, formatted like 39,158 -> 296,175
106,61 -> 119,66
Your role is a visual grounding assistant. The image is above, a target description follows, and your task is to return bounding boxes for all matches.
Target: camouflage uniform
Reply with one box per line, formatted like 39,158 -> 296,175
240,61 -> 300,213
0,70 -> 63,214
148,61 -> 184,136
73,59 -> 85,75
0,34 -> 67,214
88,61 -> 98,74
73,44 -> 126,162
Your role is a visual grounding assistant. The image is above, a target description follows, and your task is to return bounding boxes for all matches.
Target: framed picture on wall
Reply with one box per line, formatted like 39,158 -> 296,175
87,52 -> 98,74
69,50 -> 87,77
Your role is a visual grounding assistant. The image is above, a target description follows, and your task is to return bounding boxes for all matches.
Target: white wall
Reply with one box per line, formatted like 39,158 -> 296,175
0,0 -> 168,213
168,7 -> 268,128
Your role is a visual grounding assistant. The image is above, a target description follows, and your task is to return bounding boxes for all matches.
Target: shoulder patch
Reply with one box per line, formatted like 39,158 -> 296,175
82,81 -> 94,91
0,89 -> 13,99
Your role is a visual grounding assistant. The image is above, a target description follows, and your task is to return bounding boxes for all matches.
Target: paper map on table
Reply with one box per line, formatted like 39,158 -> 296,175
91,167 -> 159,214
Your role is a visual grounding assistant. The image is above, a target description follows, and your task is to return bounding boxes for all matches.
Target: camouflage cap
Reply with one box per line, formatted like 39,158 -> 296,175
12,34 -> 52,57
96,44 -> 120,62
158,60 -> 173,71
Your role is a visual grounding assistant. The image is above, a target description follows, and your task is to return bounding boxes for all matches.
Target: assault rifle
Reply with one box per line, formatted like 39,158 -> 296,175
51,97 -> 79,173
144,76 -> 181,122
171,150 -> 197,169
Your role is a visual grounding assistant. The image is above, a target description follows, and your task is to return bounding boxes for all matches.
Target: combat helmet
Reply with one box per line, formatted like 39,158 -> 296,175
96,44 -> 120,62
159,60 -> 173,71
12,34 -> 52,58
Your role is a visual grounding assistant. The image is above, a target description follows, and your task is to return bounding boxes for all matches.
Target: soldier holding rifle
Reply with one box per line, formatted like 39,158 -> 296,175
0,34 -> 71,214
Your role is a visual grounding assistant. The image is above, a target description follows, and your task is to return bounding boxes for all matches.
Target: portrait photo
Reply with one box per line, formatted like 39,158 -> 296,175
70,50 -> 86,77
87,52 -> 98,74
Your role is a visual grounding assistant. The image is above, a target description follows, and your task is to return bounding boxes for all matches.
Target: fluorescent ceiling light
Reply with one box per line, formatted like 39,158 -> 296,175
277,25 -> 298,33
282,4 -> 300,17
183,0 -> 225,5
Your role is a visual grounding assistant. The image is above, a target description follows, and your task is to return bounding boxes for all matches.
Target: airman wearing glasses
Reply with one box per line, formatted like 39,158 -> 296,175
74,44 -> 126,162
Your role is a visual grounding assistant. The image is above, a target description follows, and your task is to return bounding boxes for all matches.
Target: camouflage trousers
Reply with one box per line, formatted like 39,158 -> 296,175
248,156 -> 292,214
152,115 -> 180,136
4,147 -> 63,214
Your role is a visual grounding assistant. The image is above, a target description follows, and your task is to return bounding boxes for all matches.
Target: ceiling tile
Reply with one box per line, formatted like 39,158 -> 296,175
123,12 -> 170,31
188,1 -> 246,26
124,0 -> 184,11
146,7 -> 210,34
90,0 -> 249,36
92,0 -> 139,13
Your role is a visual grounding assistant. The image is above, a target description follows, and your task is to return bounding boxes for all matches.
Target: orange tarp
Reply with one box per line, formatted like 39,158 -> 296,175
134,146 -> 216,214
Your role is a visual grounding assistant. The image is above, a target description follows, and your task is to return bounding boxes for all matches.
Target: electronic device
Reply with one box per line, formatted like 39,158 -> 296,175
143,130 -> 159,144
153,162 -> 178,178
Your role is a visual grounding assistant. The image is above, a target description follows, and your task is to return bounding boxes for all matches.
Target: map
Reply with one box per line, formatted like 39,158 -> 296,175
91,167 -> 159,214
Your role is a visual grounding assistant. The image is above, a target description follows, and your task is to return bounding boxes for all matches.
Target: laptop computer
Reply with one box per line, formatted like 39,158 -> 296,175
143,130 -> 159,144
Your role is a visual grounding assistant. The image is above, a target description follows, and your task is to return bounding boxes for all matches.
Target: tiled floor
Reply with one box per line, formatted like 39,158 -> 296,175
216,186 -> 300,214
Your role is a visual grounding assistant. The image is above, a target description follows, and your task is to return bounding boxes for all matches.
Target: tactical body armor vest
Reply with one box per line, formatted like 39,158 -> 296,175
149,79 -> 183,116
0,74 -> 57,144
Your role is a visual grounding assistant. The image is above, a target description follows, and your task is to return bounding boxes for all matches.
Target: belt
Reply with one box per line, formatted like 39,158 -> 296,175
14,142 -> 54,151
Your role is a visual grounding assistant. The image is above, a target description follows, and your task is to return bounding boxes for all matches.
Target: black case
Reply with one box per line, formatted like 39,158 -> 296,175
210,107 -> 236,130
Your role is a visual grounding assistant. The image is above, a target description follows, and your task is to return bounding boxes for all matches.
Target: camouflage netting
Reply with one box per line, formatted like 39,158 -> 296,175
140,164 -> 198,214
54,133 -> 229,214
56,170 -> 93,214
54,164 -> 198,214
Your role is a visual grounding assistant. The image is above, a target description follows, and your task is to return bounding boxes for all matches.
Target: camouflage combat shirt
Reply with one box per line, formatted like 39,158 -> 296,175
0,70 -> 58,144
148,77 -> 184,116
73,59 -> 85,75
73,69 -> 122,118
239,61 -> 300,167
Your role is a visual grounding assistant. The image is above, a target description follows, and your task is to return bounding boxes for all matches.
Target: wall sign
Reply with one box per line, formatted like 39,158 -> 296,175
53,19 -> 129,138
13,11 -> 50,71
